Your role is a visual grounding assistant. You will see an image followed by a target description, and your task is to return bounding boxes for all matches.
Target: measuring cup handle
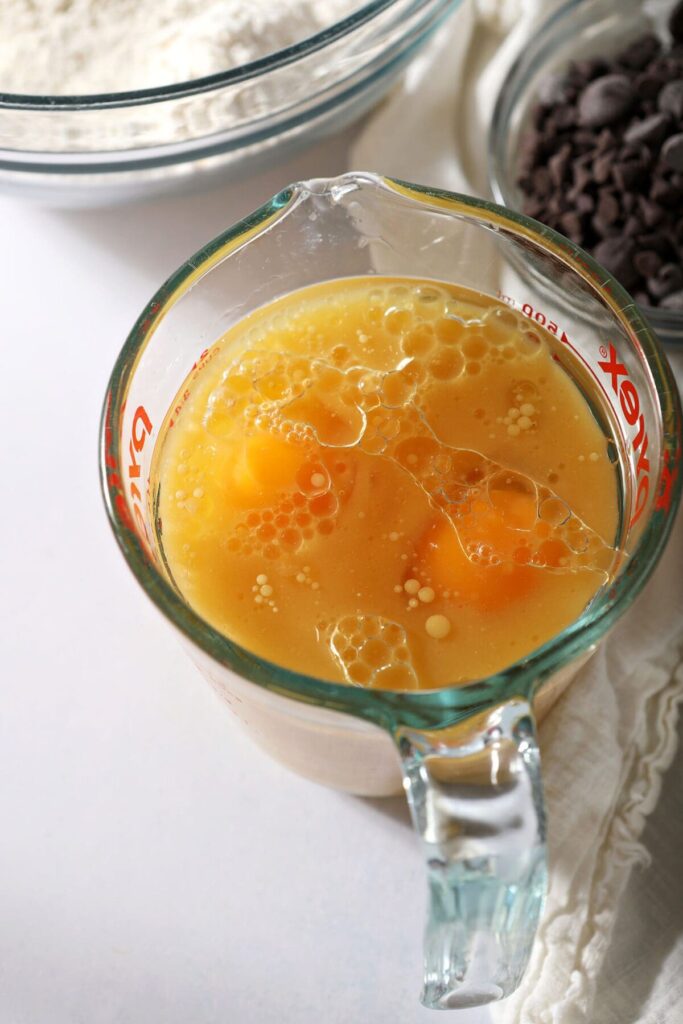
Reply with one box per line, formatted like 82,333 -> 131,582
395,699 -> 547,1009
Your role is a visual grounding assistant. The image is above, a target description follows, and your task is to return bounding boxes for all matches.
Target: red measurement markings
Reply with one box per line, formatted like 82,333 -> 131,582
496,293 -> 573,345
103,394 -> 154,554
504,295 -> 610,404
496,292 -> 658,527
520,302 -> 571,346
168,346 -> 219,429
655,444 -> 680,516
104,392 -> 135,536
127,405 -> 154,544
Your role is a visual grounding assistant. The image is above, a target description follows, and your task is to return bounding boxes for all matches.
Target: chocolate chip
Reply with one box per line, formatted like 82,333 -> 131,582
639,231 -> 677,259
548,142 -> 573,187
559,211 -> 583,242
670,0 -> 683,44
593,152 -> 614,183
575,193 -> 595,215
574,58 -> 611,82
622,191 -> 637,214
546,194 -> 565,218
531,166 -> 553,198
635,71 -> 667,99
530,103 -> 547,130
570,161 -> 593,194
658,79 -> 683,118
662,133 -> 683,171
543,113 -> 562,136
619,141 -> 649,162
650,175 -> 683,206
578,74 -> 635,127
624,112 -> 672,147
613,159 -> 648,191
624,215 -> 644,238
661,290 -> 683,310
648,262 -> 683,299
595,189 -> 620,224
572,129 -> 598,153
638,195 -> 665,227
634,249 -> 663,277
557,107 -> 579,130
566,61 -> 591,87
594,237 -> 638,289
617,33 -> 661,71
595,128 -> 617,152
517,130 -> 544,174
515,28 -> 683,309
659,54 -> 683,77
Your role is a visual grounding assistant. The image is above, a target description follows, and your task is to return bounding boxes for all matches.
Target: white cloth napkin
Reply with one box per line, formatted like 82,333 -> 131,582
350,6 -> 683,1022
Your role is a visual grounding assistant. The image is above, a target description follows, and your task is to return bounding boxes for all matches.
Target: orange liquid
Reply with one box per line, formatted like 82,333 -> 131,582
151,278 -> 619,688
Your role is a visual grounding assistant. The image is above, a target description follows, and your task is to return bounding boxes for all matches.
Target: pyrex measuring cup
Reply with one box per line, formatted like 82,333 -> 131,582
100,173 -> 682,1010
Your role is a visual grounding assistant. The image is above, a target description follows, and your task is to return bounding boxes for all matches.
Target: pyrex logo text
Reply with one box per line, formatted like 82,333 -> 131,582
127,405 -> 153,544
597,344 -> 649,527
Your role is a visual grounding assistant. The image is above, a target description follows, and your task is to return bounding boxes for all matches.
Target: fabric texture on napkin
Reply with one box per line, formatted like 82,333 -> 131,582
351,6 -> 683,1023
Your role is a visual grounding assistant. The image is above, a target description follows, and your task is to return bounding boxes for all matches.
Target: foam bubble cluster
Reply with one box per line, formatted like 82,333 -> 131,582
325,615 -> 419,689
197,283 -> 614,576
225,455 -> 355,560
159,280 -> 621,690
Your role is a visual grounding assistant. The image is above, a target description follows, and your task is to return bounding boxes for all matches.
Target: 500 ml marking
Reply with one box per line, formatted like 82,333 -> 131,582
497,293 -> 572,345
520,301 -> 572,344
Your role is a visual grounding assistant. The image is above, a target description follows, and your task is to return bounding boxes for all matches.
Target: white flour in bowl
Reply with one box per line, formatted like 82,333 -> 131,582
0,0 -> 366,95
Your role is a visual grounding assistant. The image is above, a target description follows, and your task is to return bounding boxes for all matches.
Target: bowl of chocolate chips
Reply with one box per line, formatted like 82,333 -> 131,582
490,0 -> 683,347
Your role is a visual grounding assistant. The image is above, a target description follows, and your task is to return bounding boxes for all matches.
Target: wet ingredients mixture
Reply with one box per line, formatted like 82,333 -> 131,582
151,278 -> 620,689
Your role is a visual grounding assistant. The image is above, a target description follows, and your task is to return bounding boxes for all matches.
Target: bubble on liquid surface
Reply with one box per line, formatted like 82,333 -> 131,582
326,615 -> 419,689
192,285 -> 617,577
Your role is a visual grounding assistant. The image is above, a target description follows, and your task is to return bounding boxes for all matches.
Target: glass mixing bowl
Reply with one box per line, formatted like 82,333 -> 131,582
489,0 -> 683,349
0,0 -> 457,205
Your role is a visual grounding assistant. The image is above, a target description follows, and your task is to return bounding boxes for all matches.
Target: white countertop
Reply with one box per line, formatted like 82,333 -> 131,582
2,134 -> 681,1024
0,136 -> 494,1024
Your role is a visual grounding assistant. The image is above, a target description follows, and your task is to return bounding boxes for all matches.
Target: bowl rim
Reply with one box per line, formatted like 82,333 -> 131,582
99,171 -> 682,733
0,0 -> 406,110
487,0 -> 683,342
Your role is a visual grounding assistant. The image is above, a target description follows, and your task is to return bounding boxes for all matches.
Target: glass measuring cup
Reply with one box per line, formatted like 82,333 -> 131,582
100,172 -> 682,1009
